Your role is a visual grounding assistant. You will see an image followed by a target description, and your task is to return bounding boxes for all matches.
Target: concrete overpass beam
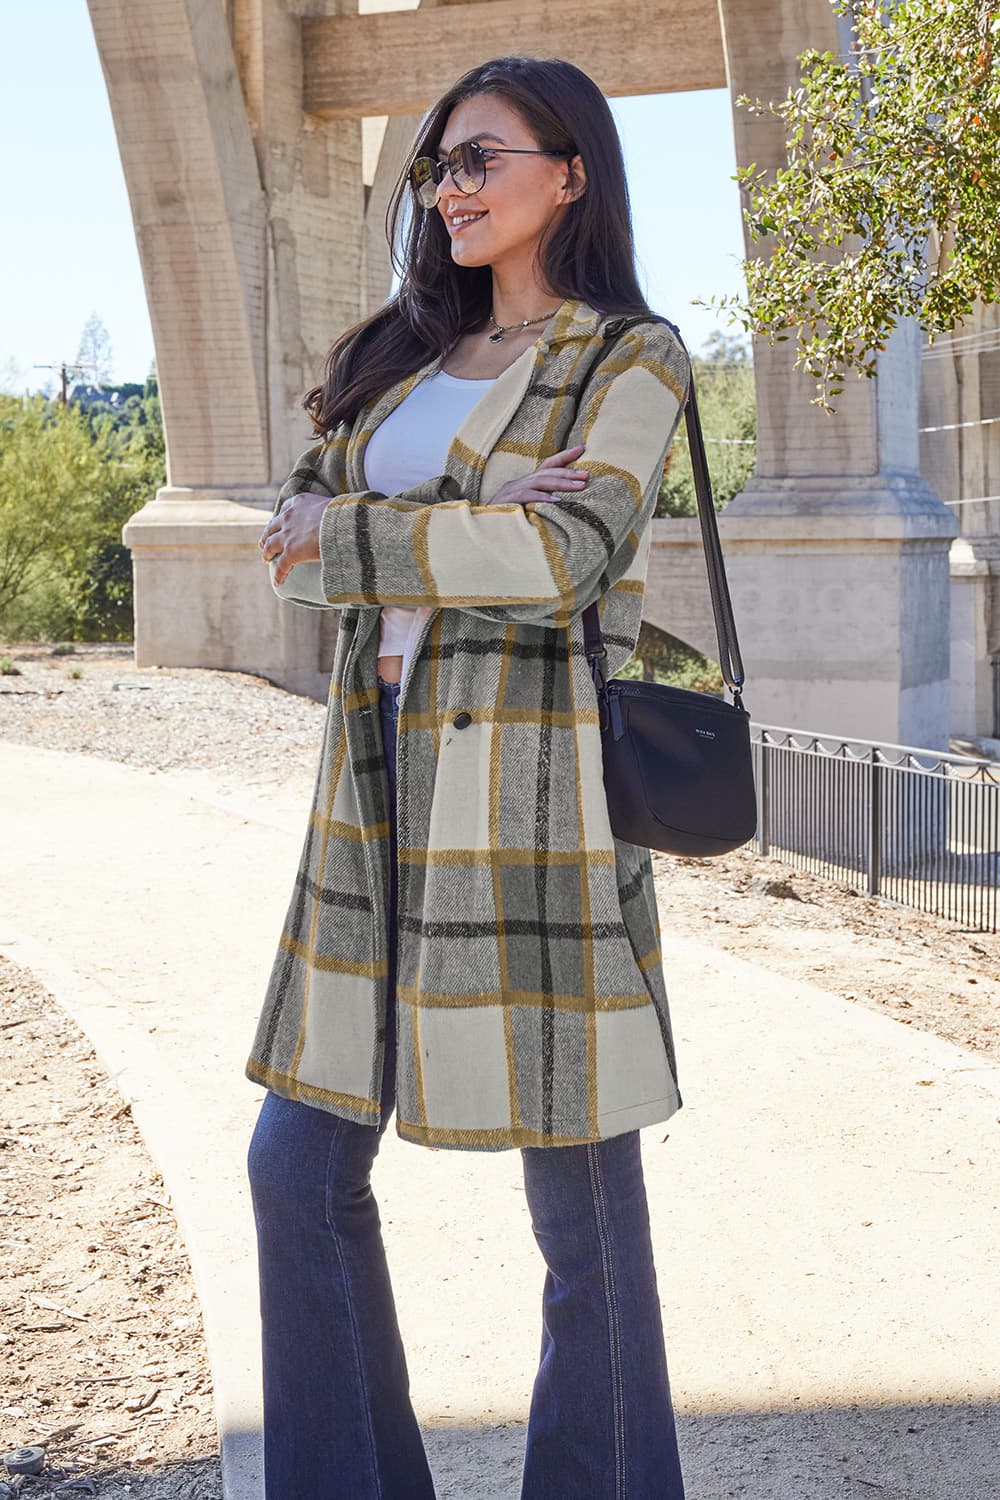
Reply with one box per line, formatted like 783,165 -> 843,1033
301,0 -> 726,119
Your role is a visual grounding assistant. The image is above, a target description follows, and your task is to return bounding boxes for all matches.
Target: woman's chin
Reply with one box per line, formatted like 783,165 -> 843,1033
450,237 -> 493,267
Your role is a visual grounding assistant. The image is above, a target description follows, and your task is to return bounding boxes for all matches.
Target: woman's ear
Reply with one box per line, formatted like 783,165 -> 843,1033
563,152 -> 587,204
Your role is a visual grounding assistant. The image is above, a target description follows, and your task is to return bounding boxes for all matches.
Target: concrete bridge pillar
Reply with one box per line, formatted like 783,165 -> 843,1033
715,0 -> 959,750
89,0 -> 362,698
918,294 -> 1000,741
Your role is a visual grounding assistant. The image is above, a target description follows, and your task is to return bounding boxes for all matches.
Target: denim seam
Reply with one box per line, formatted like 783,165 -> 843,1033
381,695 -> 398,1127
588,1143 -> 627,1500
323,1121 -> 383,1500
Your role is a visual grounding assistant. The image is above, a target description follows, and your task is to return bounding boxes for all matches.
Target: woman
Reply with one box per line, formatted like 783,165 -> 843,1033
248,53 -> 691,1500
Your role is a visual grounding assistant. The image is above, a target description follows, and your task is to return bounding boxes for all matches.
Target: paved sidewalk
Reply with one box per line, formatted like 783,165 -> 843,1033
2,740 -> 999,1500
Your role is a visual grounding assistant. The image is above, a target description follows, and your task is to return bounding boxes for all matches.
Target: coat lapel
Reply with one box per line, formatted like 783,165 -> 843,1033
345,356 -> 444,493
442,343 -> 538,499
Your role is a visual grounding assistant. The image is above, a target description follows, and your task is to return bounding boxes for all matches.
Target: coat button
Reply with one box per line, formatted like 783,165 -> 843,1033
452,712 -> 472,729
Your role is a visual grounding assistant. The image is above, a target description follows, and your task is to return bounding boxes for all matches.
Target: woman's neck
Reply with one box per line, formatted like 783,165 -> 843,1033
489,268 -> 563,331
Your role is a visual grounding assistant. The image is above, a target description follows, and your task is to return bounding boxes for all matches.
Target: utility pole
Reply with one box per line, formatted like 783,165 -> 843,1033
32,361 -> 103,407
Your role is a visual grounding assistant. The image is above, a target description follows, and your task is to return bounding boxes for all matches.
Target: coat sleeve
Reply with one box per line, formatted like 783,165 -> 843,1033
266,418 -> 462,611
266,430 -> 351,610
316,322 -> 691,628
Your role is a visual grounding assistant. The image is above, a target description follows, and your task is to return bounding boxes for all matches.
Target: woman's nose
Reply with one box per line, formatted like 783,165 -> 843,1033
434,171 -> 458,205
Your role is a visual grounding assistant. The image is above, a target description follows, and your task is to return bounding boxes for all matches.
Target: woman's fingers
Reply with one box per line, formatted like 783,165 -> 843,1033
535,444 -> 587,470
257,491 -> 328,574
259,525 -> 282,563
487,461 -> 590,506
530,471 -> 588,489
261,531 -> 289,582
515,486 -> 580,505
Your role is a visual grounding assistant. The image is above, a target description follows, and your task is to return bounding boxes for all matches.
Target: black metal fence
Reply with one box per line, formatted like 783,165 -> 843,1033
750,725 -> 1000,932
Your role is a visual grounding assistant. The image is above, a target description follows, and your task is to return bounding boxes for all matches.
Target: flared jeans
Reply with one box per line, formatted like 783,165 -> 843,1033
247,676 -> 686,1499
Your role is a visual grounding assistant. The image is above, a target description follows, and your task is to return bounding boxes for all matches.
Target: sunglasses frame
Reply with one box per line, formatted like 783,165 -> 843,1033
409,139 -> 574,209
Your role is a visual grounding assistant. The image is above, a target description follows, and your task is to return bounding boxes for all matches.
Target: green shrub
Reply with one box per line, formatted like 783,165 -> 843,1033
0,384 -> 164,643
1,580 -> 77,643
658,332 -> 756,518
621,620 -> 725,695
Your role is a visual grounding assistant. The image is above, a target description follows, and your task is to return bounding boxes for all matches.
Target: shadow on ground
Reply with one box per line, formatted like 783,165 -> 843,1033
349,1398 -> 1000,1498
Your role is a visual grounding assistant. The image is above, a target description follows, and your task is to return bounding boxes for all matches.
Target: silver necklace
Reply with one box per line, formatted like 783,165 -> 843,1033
488,306 -> 560,344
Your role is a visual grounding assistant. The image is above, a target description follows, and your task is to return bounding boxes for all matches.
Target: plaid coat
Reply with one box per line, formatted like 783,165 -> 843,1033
246,298 -> 692,1150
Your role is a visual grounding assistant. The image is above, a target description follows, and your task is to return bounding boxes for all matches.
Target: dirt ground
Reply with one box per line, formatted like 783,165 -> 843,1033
0,959 -> 220,1499
2,641 -> 999,1498
651,845 -> 1000,1062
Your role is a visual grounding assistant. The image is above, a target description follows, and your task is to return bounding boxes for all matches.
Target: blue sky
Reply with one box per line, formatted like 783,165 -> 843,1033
0,2 -> 750,391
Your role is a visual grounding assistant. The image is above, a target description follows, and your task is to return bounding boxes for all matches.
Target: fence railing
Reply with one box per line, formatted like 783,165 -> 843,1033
750,724 -> 1000,933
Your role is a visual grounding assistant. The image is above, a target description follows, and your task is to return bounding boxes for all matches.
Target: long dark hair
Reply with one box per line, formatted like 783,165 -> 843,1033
303,55 -> 651,435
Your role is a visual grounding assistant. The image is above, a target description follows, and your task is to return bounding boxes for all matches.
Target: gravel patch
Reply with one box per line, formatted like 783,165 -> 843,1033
652,846 -> 1000,1061
0,643 -> 325,774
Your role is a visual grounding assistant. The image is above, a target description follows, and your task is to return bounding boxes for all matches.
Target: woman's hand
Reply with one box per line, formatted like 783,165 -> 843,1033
487,445 -> 589,506
258,490 -> 331,586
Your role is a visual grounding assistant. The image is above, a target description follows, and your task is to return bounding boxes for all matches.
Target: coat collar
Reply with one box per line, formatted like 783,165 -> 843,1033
539,296 -> 607,351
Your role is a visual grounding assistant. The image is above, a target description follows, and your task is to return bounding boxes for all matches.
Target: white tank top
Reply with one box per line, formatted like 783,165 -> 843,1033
364,368 -> 497,685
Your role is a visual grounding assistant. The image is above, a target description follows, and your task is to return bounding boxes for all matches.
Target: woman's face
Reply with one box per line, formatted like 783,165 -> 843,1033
429,94 -> 583,278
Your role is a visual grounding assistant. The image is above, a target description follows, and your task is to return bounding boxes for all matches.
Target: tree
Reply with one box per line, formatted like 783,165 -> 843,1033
618,620 -> 725,694
0,356 -> 24,396
69,382 -> 166,640
700,0 -> 1000,411
657,330 -> 756,517
0,397 -> 109,617
0,384 -> 165,641
75,312 -> 115,387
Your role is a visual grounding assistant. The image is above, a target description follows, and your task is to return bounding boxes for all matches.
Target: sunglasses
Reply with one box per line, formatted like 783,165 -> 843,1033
409,139 -> 573,210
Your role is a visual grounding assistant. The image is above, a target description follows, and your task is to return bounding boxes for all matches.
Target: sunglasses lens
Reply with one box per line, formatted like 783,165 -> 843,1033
410,156 -> 439,208
410,142 -> 485,208
452,141 -> 485,194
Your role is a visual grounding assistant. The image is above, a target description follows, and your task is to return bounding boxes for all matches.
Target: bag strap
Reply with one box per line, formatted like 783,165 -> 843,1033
580,314 -> 748,711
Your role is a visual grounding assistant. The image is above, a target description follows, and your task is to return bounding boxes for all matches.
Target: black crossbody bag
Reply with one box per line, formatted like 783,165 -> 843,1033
582,314 -> 757,857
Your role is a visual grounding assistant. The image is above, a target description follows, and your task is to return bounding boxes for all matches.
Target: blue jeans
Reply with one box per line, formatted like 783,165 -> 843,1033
247,676 -> 686,1499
